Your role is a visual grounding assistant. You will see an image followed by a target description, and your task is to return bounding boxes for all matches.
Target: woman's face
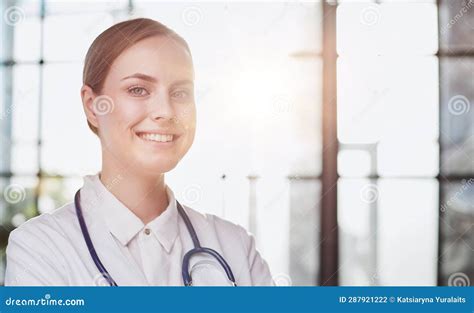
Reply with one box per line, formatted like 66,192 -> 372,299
86,36 -> 196,176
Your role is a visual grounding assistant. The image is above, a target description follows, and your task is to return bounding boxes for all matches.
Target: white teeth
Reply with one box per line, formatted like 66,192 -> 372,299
138,133 -> 173,143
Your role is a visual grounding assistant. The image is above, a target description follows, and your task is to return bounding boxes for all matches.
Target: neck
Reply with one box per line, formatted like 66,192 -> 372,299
99,158 -> 169,225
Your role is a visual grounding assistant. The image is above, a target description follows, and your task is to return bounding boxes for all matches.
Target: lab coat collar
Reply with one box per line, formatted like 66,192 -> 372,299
82,173 -> 179,253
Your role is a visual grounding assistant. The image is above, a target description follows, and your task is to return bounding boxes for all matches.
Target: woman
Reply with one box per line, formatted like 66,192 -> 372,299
5,18 -> 274,286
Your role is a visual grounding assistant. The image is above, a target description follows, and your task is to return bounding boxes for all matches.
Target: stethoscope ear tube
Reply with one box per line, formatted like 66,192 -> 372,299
74,191 -> 118,286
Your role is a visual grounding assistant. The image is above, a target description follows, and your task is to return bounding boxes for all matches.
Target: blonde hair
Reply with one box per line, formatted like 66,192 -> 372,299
82,18 -> 191,135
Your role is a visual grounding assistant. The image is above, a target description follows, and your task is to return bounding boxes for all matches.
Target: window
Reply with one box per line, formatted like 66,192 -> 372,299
1,0 -> 471,286
438,0 -> 474,286
133,1 -> 324,285
0,0 -> 323,285
336,0 -> 473,286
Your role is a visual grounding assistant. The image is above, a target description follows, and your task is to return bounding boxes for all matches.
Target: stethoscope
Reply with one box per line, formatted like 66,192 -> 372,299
74,190 -> 237,286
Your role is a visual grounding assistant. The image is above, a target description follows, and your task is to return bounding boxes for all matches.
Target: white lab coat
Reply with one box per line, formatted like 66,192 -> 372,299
4,174 -> 274,286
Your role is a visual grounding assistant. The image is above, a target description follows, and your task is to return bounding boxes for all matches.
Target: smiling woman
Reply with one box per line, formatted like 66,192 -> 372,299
81,19 -> 196,188
4,18 -> 274,287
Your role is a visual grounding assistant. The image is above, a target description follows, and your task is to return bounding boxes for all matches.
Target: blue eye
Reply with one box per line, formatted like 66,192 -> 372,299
128,86 -> 149,97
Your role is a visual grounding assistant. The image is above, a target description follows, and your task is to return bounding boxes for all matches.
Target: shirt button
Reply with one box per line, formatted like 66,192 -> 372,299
144,228 -> 151,235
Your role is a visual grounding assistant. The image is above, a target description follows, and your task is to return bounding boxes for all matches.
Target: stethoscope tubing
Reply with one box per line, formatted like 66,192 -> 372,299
74,189 -> 236,286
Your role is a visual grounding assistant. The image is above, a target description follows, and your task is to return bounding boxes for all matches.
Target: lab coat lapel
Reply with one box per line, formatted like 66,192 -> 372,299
84,214 -> 149,286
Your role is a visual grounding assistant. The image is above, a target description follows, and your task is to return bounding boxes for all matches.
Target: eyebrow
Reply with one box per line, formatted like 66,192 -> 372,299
121,73 -> 158,83
170,79 -> 194,88
120,73 -> 194,87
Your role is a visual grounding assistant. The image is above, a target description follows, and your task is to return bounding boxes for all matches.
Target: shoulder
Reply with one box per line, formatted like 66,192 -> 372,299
5,203 -> 77,285
181,205 -> 249,236
7,202 -> 77,250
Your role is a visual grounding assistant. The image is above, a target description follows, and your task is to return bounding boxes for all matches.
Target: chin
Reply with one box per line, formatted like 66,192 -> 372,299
138,158 -> 179,175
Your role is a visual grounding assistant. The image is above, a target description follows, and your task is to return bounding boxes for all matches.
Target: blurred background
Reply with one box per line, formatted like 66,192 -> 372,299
0,0 -> 472,286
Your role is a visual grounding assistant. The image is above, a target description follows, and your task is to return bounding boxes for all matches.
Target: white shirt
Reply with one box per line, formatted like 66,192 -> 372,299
4,174 -> 274,286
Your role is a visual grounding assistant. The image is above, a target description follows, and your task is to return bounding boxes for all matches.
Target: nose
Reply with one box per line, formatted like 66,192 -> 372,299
149,90 -> 175,122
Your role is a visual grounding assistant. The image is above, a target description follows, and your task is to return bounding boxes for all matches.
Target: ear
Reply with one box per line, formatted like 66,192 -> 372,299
80,85 -> 99,129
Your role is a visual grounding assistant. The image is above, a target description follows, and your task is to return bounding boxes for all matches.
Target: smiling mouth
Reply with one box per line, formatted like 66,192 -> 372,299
135,132 -> 177,143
